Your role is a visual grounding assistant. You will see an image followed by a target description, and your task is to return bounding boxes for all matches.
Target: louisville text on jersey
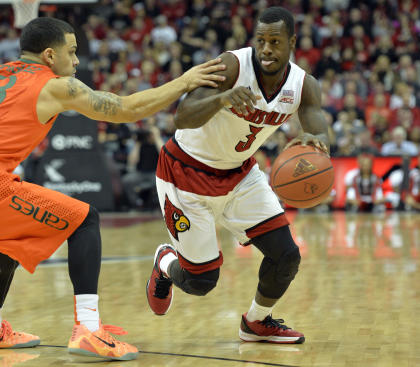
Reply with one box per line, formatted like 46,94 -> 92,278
229,107 -> 292,126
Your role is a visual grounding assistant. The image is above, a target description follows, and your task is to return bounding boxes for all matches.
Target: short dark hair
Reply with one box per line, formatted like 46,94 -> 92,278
20,17 -> 74,53
258,7 -> 295,38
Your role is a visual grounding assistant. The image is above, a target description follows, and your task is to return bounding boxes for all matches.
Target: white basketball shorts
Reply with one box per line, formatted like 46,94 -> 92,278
156,137 -> 289,273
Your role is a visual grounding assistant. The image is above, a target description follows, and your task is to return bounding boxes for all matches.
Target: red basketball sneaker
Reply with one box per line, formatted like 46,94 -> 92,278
239,313 -> 305,344
146,244 -> 176,315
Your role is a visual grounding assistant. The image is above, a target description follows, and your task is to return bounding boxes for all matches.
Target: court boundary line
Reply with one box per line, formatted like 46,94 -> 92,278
38,345 -> 298,366
140,350 -> 298,366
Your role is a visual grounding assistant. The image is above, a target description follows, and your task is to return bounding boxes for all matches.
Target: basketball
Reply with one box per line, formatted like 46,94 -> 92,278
270,145 -> 334,208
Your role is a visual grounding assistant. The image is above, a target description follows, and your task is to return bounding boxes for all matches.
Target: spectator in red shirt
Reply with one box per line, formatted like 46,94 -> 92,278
123,16 -> 152,47
159,0 -> 187,23
365,93 -> 392,128
295,36 -> 321,69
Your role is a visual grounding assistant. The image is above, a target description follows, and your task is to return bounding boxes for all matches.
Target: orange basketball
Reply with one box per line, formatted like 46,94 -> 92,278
270,145 -> 334,208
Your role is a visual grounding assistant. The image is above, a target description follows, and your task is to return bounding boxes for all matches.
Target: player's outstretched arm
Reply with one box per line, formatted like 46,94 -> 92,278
37,58 -> 226,124
174,52 -> 260,129
288,74 -> 329,154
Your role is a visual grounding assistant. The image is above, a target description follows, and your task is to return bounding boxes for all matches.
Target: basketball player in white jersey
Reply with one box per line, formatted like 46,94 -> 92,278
146,7 -> 329,344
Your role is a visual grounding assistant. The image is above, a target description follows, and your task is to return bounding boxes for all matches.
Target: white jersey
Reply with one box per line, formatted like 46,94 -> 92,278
175,47 -> 306,169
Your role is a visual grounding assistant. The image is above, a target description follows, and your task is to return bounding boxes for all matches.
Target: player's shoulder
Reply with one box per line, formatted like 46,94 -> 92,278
42,76 -> 82,98
288,61 -> 313,92
211,52 -> 241,90
225,46 -> 252,58
42,75 -> 66,89
219,51 -> 240,70
301,72 -> 318,89
299,69 -> 321,105
223,47 -> 253,67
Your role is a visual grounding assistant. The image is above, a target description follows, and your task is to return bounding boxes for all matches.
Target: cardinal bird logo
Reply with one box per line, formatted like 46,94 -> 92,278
164,195 -> 190,240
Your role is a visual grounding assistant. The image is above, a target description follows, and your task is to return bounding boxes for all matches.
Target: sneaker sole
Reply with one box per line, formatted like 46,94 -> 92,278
0,339 -> 41,349
68,348 -> 138,360
239,329 -> 305,344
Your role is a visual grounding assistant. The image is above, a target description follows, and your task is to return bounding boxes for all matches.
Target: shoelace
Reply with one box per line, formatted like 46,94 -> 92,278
0,321 -> 13,340
101,323 -> 128,336
153,276 -> 172,299
259,315 -> 290,330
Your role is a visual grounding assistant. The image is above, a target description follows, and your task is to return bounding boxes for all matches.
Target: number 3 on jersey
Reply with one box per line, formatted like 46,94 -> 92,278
235,125 -> 263,152
0,75 -> 17,104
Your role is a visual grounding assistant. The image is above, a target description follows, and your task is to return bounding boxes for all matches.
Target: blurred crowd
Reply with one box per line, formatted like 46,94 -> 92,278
0,0 -> 420,211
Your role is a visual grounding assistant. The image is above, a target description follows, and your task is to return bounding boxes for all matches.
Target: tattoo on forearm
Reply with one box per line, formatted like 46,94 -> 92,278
66,77 -> 122,116
89,91 -> 122,116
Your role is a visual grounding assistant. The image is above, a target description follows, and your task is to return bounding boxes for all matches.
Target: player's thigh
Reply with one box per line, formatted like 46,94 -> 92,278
221,165 -> 287,244
156,177 -> 219,263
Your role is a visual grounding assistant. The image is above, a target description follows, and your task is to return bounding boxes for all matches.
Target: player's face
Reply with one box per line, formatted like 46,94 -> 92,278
254,21 -> 296,75
51,33 -> 79,77
359,157 -> 372,172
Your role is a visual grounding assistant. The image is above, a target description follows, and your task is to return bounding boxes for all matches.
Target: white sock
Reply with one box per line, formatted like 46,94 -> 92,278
246,300 -> 274,322
160,252 -> 177,277
74,294 -> 99,332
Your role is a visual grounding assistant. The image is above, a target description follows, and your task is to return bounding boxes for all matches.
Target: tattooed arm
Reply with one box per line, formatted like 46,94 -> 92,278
37,77 -> 126,123
37,59 -> 225,124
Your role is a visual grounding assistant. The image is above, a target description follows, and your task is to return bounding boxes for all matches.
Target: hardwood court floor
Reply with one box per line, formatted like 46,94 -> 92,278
2,211 -> 420,367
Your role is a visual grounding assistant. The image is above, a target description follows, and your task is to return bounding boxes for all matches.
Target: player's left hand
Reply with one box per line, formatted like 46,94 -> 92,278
182,58 -> 226,92
285,132 -> 329,155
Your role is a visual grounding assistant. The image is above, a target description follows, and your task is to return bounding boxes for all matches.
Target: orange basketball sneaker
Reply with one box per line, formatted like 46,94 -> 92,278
239,313 -> 305,344
68,322 -> 138,360
0,320 -> 40,349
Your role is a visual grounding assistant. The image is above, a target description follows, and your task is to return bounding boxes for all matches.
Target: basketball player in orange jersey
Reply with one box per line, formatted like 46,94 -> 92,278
147,7 -> 329,344
0,17 -> 225,360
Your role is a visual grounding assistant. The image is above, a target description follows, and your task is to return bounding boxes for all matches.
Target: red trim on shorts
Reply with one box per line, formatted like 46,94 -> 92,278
245,213 -> 289,239
156,137 -> 256,196
177,251 -> 224,274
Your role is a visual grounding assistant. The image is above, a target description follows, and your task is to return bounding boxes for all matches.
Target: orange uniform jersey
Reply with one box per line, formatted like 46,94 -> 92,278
0,59 -> 89,273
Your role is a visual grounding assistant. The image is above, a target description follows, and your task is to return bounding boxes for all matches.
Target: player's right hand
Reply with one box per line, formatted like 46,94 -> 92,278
220,87 -> 261,116
182,58 -> 227,92
285,132 -> 329,155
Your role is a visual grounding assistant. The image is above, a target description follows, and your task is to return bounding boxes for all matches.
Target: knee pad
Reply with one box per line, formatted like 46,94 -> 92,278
259,245 -> 301,288
180,268 -> 220,296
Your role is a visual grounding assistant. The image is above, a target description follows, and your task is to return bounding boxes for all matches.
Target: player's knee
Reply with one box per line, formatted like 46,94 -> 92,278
278,245 -> 301,281
75,206 -> 100,234
0,253 -> 19,274
182,268 -> 220,296
68,206 -> 101,251
259,245 -> 301,285
84,206 -> 100,227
